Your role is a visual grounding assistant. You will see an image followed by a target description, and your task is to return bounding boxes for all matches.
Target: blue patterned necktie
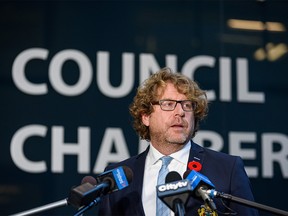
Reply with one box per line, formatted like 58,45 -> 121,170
156,156 -> 173,216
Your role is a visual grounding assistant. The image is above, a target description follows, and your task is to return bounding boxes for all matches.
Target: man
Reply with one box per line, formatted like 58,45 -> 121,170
99,67 -> 258,215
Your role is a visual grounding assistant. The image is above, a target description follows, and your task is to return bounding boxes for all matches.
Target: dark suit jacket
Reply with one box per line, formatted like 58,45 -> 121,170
98,141 -> 259,216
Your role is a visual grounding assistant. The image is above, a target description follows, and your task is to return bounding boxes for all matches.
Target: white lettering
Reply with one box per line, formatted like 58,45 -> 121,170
10,126 -> 288,179
116,168 -> 125,184
49,50 -> 93,96
182,55 -> 216,101
97,52 -> 134,97
229,132 -> 258,177
194,131 -> 224,152
12,48 -> 48,95
93,128 -> 130,173
51,126 -> 90,173
219,57 -> 232,101
165,55 -> 178,72
158,180 -> 188,192
237,58 -> 265,103
139,54 -> 178,84
138,139 -> 149,154
139,53 -> 161,84
262,133 -> 288,178
12,49 -> 266,104
10,124 -> 47,172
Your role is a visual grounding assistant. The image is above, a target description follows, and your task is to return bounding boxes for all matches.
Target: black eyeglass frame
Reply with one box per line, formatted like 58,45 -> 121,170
151,99 -> 195,112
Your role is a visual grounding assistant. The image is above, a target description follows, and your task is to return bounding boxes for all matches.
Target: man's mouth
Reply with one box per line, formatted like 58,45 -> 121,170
171,124 -> 184,128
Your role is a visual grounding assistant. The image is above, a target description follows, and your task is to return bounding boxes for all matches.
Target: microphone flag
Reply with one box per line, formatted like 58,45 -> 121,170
96,166 -> 130,192
157,179 -> 191,211
185,170 -> 215,192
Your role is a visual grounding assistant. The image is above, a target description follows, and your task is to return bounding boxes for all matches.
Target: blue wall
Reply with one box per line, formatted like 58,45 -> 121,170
1,1 -> 287,215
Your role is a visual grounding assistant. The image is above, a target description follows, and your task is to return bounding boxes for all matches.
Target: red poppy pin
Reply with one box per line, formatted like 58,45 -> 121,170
188,161 -> 202,172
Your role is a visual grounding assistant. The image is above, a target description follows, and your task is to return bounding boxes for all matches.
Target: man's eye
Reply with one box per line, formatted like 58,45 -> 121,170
164,101 -> 174,106
184,103 -> 192,108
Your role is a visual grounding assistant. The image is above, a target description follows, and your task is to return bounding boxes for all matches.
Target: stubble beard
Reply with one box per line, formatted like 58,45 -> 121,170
165,130 -> 192,145
152,128 -> 192,146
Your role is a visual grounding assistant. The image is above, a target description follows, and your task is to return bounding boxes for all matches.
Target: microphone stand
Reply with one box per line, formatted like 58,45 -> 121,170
73,197 -> 101,216
9,199 -> 68,216
217,192 -> 288,216
10,180 -> 109,216
173,199 -> 185,216
10,196 -> 102,216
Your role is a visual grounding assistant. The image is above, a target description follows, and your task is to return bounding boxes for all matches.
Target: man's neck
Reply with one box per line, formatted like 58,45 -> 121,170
150,140 -> 188,155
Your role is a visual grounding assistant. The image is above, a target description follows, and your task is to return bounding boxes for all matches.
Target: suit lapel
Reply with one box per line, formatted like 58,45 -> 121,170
188,140 -> 205,168
131,146 -> 149,216
185,141 -> 206,212
134,147 -> 149,194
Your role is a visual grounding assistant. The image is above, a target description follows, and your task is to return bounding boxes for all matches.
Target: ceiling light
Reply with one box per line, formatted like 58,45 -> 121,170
228,19 -> 286,32
254,43 -> 288,61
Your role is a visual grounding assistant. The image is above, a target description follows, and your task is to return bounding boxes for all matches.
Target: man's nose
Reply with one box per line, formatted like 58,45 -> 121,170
174,102 -> 185,116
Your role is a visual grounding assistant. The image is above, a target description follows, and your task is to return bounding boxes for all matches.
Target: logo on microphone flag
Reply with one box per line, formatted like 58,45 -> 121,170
186,170 -> 215,191
113,167 -> 129,189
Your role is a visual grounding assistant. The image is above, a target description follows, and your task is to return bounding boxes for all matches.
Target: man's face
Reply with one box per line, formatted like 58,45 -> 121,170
142,83 -> 195,146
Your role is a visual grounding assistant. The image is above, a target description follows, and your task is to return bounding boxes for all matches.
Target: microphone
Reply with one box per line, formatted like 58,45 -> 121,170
68,166 -> 133,208
10,176 -> 99,216
157,171 -> 191,216
184,170 -> 217,211
10,166 -> 133,216
165,171 -> 182,183
81,175 -> 97,185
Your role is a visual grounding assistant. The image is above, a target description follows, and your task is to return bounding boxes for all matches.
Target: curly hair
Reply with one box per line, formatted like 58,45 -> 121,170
129,67 -> 208,141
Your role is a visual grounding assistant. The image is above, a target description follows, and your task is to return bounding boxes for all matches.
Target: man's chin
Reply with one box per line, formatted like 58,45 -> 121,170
166,138 -> 188,145
165,131 -> 191,145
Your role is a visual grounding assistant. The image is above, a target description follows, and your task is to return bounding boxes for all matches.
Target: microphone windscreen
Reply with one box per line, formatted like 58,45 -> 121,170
81,176 -> 97,185
122,165 -> 133,183
158,171 -> 191,212
165,171 -> 182,183
183,170 -> 191,179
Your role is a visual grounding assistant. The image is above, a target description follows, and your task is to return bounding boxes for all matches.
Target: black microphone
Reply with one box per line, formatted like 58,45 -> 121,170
184,170 -> 217,211
68,166 -> 133,208
10,167 -> 133,216
81,175 -> 97,185
157,171 -> 191,216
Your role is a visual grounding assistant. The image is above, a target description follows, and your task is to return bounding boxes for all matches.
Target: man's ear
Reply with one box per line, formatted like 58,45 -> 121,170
141,114 -> 150,126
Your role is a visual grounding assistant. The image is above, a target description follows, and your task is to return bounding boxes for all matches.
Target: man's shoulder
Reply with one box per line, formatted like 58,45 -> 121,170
105,147 -> 148,170
192,141 -> 240,162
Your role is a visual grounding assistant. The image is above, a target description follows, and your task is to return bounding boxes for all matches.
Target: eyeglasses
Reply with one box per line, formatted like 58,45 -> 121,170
151,100 -> 195,112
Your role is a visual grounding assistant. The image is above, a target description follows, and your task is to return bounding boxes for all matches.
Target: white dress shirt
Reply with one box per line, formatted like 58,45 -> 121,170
142,141 -> 191,216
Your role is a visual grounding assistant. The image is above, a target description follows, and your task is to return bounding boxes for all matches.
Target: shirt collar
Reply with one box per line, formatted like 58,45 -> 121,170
147,141 -> 191,166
